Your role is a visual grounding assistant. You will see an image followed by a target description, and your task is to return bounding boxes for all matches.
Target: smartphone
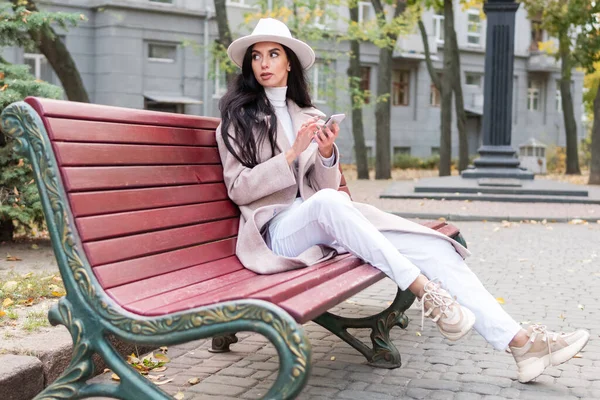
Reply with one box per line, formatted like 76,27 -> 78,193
324,113 -> 346,128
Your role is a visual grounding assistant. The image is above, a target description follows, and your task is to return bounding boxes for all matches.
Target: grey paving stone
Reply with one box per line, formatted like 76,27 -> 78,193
218,366 -> 256,378
498,388 -> 521,399
405,388 -> 432,399
0,355 -> 44,400
460,383 -> 502,396
337,390 -> 396,400
186,381 -> 248,396
408,378 -> 461,391
555,377 -> 591,388
455,394 -> 482,400
458,374 -> 512,388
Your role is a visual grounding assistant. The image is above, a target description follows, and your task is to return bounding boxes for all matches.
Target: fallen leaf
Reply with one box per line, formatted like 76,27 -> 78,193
154,378 -> 174,386
5,255 -> 22,262
103,368 -> 111,373
52,276 -> 62,283
22,272 -> 34,279
31,244 -> 39,250
0,310 -> 5,317
153,353 -> 170,363
24,297 -> 35,306
569,219 -> 586,225
13,187 -> 19,196
153,366 -> 167,372
520,321 -> 531,325
578,304 -> 585,310
559,313 -> 566,320
111,373 -> 120,381
496,297 -> 506,305
147,374 -> 165,381
438,217 -> 447,222
187,377 -> 200,385
518,258 -> 528,262
415,332 -> 422,337
127,353 -> 140,364
493,227 -> 500,232
174,392 -> 185,400
3,298 -> 14,308
0,72 -> 4,80
51,291 -> 66,297
573,353 -> 583,358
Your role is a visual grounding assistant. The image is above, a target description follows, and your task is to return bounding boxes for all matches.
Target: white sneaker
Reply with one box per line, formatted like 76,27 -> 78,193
420,280 -> 476,341
509,324 -> 590,383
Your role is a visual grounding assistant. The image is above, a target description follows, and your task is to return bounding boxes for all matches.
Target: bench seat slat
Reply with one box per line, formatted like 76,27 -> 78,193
69,183 -> 229,217
107,255 -> 244,305
62,165 -> 224,191
54,142 -> 221,166
126,269 -> 257,314
27,98 -> 220,130
436,224 -> 460,238
93,237 -> 237,289
144,255 -> 363,316
85,218 -> 238,267
46,118 -> 218,146
278,264 -> 384,323
77,200 -> 238,241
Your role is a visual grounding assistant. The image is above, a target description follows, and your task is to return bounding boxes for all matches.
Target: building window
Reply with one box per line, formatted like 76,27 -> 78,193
393,146 -> 411,156
392,70 -> 410,106
465,72 -> 483,88
213,62 -> 227,98
148,43 -> 177,62
23,53 -> 54,82
358,1 -> 375,23
432,12 -> 444,44
527,79 -> 541,111
467,9 -> 482,46
430,73 -> 442,107
311,62 -> 329,103
556,80 -> 562,112
530,19 -> 543,52
431,147 -> 440,156
360,66 -> 371,104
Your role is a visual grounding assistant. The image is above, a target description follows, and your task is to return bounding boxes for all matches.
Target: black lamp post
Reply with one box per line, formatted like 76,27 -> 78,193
462,0 -> 534,179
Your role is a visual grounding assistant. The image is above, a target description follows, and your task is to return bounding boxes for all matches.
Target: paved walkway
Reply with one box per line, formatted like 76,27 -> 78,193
91,220 -> 600,399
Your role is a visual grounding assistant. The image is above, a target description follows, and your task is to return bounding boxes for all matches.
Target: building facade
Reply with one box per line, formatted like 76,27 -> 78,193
2,0 -> 585,163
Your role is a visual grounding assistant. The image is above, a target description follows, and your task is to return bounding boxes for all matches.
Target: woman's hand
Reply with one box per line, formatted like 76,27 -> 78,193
286,117 -> 321,165
315,122 -> 339,158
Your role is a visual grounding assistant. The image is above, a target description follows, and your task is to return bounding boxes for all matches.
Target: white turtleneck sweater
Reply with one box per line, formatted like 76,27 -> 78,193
264,86 -> 335,167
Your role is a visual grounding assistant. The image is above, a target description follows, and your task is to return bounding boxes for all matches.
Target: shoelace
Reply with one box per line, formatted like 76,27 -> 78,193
420,280 -> 456,331
529,324 -> 561,357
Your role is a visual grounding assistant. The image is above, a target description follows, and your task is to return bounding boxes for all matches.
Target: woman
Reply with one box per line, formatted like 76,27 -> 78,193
216,18 -> 589,384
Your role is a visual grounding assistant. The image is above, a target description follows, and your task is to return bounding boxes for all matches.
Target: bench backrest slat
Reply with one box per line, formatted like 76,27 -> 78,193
69,184 -> 229,217
54,142 -> 221,166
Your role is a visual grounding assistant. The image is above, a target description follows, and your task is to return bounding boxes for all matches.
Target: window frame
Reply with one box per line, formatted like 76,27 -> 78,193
358,1 -> 375,23
432,13 -> 445,44
392,69 -> 410,107
465,72 -> 483,88
148,42 -> 177,63
213,61 -> 228,99
467,9 -> 482,47
311,62 -> 329,104
360,66 -> 371,104
527,79 -> 541,111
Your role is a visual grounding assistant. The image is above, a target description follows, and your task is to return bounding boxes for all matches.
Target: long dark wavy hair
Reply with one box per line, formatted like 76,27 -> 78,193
219,44 -> 314,168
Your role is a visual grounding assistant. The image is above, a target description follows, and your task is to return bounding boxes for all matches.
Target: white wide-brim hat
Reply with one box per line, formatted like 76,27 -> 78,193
227,18 -> 316,70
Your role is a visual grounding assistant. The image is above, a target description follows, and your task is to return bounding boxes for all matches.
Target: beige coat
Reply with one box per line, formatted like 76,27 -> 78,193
216,100 -> 470,274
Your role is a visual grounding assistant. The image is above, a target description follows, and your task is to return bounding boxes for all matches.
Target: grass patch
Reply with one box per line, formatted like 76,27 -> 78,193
23,310 -> 49,332
0,271 -> 65,320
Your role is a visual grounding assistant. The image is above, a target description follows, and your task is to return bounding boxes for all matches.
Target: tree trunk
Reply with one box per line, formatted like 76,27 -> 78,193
559,33 -> 580,175
439,0 -> 454,177
374,47 -> 393,179
0,220 -> 14,242
371,0 -> 406,180
590,83 -> 600,185
448,15 -> 468,172
213,0 -> 236,83
16,1 -> 89,102
348,4 -> 369,180
417,20 -> 441,90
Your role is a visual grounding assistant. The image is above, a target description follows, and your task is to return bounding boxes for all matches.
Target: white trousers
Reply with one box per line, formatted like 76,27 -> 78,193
267,189 -> 522,350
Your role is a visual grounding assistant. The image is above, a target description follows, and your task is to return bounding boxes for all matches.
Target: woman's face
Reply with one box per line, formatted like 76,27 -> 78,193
251,42 -> 290,88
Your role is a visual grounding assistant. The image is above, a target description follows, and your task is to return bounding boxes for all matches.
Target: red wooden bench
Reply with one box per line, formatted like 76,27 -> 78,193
0,97 -> 465,400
